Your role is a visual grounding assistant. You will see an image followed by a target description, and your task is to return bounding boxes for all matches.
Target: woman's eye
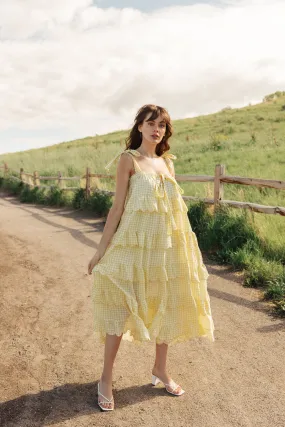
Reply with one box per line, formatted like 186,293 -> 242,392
148,122 -> 165,127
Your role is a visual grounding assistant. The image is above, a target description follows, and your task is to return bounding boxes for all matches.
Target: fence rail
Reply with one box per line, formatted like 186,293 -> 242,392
1,162 -> 285,216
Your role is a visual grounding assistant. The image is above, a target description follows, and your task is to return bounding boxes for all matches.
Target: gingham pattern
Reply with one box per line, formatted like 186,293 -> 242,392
92,149 -> 215,345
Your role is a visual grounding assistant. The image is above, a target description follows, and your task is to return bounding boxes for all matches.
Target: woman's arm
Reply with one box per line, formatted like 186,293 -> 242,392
96,152 -> 133,256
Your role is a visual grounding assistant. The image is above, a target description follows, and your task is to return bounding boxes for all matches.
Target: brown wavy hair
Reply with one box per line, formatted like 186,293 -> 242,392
125,104 -> 173,157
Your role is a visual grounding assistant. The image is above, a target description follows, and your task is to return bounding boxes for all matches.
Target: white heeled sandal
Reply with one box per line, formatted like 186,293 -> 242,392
97,381 -> 114,411
151,374 -> 185,396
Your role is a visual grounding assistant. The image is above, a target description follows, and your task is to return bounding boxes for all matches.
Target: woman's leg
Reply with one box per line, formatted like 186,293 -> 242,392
152,342 -> 183,394
152,342 -> 169,382
99,333 -> 123,409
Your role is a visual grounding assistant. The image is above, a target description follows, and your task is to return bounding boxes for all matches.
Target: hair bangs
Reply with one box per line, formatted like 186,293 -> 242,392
145,107 -> 168,124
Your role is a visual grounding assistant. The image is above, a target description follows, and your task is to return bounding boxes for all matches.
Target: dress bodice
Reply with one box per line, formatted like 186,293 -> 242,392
104,147 -> 184,193
104,148 -> 187,235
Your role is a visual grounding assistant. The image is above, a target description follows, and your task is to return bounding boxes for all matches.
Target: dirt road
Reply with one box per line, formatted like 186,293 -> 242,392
0,193 -> 285,427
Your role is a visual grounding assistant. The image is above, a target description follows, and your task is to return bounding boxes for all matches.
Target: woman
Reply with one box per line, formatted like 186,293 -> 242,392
88,104 -> 215,411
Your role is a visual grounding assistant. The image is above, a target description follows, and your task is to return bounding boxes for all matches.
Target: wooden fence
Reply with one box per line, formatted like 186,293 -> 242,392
1,162 -> 285,216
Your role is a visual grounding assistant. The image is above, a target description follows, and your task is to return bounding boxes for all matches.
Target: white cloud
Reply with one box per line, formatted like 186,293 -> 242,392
0,0 -> 284,153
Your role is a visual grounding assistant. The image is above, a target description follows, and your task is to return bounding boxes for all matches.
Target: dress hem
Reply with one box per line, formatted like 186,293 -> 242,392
91,321 -> 215,347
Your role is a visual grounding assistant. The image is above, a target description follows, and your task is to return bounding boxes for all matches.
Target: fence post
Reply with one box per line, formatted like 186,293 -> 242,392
57,171 -> 62,189
20,168 -> 24,183
4,163 -> 8,177
33,171 -> 39,187
86,167 -> 91,199
214,164 -> 225,212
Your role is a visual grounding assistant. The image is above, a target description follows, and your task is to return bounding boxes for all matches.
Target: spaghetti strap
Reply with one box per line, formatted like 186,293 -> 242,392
104,148 -> 141,172
161,152 -> 177,175
129,154 -> 142,173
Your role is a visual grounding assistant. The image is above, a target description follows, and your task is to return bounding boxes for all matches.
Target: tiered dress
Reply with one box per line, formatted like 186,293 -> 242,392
92,148 -> 215,345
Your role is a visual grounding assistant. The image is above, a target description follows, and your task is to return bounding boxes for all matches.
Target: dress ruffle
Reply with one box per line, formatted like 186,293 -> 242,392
92,149 -> 215,345
124,186 -> 188,213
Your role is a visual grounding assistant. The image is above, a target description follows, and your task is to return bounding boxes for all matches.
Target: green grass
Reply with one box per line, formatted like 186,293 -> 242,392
188,201 -> 285,316
1,90 -> 285,315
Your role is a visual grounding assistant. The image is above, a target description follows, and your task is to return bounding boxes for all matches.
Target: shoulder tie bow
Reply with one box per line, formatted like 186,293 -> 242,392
104,148 -> 140,172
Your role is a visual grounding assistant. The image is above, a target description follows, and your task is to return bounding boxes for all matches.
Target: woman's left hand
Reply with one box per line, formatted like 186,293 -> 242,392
88,251 -> 102,275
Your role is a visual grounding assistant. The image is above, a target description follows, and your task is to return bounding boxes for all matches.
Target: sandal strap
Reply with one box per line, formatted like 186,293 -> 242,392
164,380 -> 180,392
98,390 -> 114,403
98,384 -> 114,403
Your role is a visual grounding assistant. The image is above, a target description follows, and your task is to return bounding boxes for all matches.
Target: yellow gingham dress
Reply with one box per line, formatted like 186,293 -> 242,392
92,148 -> 215,345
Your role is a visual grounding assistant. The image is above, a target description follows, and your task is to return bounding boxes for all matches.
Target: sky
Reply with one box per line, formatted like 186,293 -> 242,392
0,0 -> 284,155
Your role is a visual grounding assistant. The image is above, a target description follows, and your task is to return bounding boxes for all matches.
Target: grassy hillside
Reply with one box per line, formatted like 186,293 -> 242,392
1,91 -> 285,251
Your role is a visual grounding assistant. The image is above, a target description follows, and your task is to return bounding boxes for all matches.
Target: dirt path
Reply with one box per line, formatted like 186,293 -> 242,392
0,193 -> 284,427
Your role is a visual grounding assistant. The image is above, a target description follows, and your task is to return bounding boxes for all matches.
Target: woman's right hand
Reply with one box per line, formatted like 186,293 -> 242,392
88,250 -> 103,275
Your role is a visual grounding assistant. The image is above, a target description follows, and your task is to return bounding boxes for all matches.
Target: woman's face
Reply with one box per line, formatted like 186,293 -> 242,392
138,112 -> 166,144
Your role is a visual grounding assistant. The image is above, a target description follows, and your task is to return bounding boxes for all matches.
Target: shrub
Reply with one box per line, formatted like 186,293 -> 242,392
72,188 -> 86,210
19,185 -> 47,204
84,189 -> 113,216
263,278 -> 285,301
31,187 -> 47,204
45,187 -> 67,206
20,184 -> 36,203
244,258 -> 284,288
212,205 -> 259,259
188,201 -> 212,249
2,177 -> 23,195
226,239 -> 261,270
